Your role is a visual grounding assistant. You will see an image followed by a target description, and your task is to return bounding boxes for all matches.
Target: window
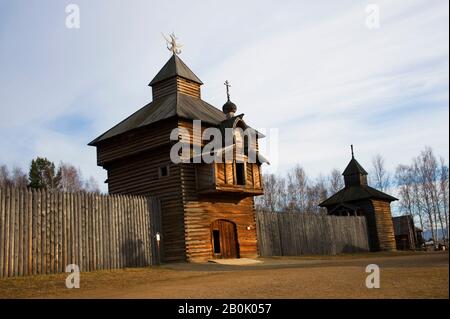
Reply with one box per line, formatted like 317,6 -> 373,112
235,162 -> 245,185
213,230 -> 221,254
158,165 -> 169,178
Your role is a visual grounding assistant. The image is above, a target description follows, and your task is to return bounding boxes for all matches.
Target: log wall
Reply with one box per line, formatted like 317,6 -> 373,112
181,163 -> 259,262
0,187 -> 161,278
371,200 -> 397,251
256,212 -> 370,256
106,145 -> 186,262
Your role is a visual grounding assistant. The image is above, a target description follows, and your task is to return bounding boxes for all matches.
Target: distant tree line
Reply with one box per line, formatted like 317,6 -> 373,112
256,146 -> 449,242
394,147 -> 448,243
255,166 -> 340,215
0,157 -> 100,193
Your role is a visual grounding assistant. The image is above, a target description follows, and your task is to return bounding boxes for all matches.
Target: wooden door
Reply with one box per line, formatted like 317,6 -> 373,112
211,220 -> 239,259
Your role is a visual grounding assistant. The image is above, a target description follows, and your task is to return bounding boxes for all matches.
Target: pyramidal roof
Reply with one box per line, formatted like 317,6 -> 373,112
318,184 -> 398,207
342,157 -> 368,176
149,54 -> 203,86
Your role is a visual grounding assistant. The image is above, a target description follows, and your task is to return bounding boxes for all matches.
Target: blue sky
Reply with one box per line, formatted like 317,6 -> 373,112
0,0 -> 448,192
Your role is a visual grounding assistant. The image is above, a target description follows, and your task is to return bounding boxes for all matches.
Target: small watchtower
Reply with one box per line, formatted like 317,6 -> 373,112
319,146 -> 397,251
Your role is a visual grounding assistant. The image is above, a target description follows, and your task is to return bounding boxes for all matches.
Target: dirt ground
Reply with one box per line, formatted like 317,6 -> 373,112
0,251 -> 448,299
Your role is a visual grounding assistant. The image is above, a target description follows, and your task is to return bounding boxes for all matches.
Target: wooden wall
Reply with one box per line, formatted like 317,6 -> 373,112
328,199 -> 397,252
152,77 -> 201,100
256,212 -> 370,256
181,163 -> 258,262
0,187 -> 161,278
177,119 -> 262,262
95,118 -> 177,166
371,200 -> 397,251
178,118 -> 210,148
196,163 -> 215,191
106,145 -> 186,262
392,215 -> 417,250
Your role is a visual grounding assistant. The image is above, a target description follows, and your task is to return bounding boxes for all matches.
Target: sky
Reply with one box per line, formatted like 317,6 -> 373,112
0,0 -> 448,193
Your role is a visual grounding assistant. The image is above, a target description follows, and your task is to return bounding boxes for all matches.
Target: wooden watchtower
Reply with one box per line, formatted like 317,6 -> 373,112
89,47 -> 267,262
319,148 -> 398,251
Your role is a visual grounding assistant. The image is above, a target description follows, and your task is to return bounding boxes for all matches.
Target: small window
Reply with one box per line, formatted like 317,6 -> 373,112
235,162 -> 245,185
213,230 -> 221,254
159,165 -> 169,178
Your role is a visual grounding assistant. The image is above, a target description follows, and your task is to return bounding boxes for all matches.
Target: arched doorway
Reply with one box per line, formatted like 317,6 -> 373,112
211,219 -> 239,259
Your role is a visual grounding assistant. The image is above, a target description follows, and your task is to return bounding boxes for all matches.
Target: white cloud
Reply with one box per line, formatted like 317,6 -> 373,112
0,0 -> 448,193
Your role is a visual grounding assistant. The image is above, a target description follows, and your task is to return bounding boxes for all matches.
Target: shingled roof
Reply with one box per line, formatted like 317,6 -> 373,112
149,54 -> 203,86
88,93 -> 226,145
319,184 -> 398,207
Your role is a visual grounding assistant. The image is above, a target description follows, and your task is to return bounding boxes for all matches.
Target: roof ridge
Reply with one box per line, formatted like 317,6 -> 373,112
175,92 -> 180,115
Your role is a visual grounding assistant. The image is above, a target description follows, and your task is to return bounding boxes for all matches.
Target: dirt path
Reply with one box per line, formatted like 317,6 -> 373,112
0,252 -> 448,299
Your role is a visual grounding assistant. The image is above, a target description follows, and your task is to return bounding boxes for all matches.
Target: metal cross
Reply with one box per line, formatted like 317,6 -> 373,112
224,80 -> 231,101
351,144 -> 354,158
162,32 -> 182,55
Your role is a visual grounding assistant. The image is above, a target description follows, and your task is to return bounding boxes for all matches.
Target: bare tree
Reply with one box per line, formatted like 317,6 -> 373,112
0,165 -> 12,187
257,174 -> 278,212
306,175 -> 328,214
11,166 -> 28,188
411,147 -> 446,242
0,165 -> 27,188
371,154 -> 390,191
438,157 -> 449,241
276,177 -> 288,212
57,162 -> 83,192
328,168 -> 344,194
394,164 -> 422,230
286,165 -> 308,213
410,161 -> 426,233
256,174 -> 288,212
84,176 -> 100,194
414,156 -> 435,241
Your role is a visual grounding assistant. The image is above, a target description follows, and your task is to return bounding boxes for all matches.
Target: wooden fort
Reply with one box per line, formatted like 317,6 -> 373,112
319,148 -> 398,251
89,51 -> 267,262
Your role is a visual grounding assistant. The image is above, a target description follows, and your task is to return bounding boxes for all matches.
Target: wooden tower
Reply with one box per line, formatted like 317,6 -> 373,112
89,50 -> 267,262
319,148 -> 397,251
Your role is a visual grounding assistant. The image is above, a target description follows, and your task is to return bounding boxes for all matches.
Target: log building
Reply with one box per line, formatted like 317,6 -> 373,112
89,49 -> 267,262
392,215 -> 423,250
319,147 -> 398,251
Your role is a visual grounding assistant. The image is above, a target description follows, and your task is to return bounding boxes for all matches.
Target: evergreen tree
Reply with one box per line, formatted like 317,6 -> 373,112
28,157 -> 60,190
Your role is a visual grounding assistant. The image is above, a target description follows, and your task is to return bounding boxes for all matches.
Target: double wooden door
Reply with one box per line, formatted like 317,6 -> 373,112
211,219 -> 239,259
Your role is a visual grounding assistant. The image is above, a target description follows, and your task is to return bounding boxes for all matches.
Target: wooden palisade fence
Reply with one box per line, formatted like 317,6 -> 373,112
0,187 -> 161,278
256,212 -> 370,256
